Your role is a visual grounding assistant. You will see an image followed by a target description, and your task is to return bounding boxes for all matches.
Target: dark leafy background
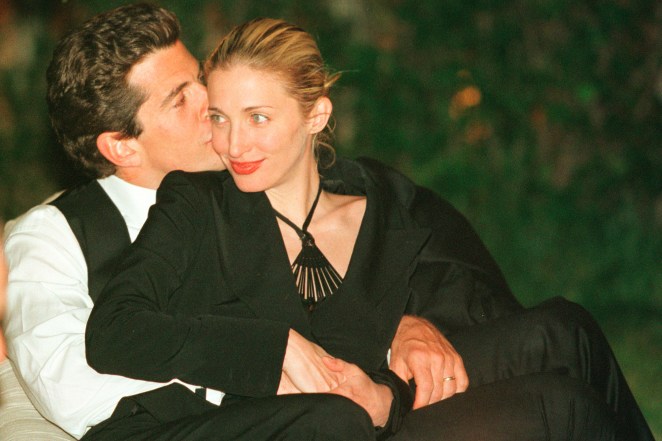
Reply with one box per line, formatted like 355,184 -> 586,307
1,0 -> 659,434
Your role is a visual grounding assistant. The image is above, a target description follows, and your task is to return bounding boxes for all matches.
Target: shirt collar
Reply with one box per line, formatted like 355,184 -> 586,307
97,175 -> 156,241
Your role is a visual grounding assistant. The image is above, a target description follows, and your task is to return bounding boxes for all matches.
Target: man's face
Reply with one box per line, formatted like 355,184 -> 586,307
125,40 -> 224,187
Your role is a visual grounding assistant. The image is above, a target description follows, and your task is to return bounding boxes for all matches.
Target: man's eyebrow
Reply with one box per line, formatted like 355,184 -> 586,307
160,81 -> 189,109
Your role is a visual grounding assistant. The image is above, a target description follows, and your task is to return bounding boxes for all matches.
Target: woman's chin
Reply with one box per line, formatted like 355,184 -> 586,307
231,175 -> 267,193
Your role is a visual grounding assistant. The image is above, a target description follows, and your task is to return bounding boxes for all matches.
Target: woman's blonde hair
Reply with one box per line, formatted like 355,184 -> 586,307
205,18 -> 340,165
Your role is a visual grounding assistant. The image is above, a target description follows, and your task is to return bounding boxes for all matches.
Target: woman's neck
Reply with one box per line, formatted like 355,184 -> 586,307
266,165 -> 321,226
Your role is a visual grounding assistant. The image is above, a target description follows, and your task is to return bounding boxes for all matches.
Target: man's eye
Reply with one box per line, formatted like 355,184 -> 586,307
174,94 -> 186,108
251,114 -> 268,124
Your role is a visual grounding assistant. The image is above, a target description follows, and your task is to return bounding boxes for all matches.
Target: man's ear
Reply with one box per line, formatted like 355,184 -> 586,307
309,97 -> 333,134
96,132 -> 141,168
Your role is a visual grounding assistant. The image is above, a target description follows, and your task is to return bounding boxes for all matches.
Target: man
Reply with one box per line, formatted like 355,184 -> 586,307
2,4 -> 222,438
2,4 -> 479,438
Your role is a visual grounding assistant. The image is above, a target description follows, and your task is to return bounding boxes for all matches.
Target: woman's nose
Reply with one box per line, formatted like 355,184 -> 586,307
228,125 -> 248,158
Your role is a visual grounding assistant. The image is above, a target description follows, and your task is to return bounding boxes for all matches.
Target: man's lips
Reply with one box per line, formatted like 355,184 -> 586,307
230,160 -> 264,175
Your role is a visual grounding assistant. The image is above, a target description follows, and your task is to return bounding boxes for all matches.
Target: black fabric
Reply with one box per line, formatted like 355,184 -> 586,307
447,296 -> 654,441
50,180 -> 131,302
323,157 -> 524,332
81,386 -> 376,441
391,373 -> 616,441
368,369 -> 414,440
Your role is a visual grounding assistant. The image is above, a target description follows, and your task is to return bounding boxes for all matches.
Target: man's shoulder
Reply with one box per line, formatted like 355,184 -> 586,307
49,180 -> 109,211
4,203 -> 68,238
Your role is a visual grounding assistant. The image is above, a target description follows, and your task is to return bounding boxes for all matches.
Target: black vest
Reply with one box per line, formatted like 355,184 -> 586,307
50,181 -> 132,302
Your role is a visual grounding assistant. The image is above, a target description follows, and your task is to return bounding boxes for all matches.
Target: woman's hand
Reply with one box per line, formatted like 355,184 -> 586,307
390,315 -> 468,409
323,357 -> 393,428
278,329 -> 346,394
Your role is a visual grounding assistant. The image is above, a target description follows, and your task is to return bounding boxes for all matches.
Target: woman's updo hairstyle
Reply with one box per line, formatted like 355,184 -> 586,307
205,18 -> 340,165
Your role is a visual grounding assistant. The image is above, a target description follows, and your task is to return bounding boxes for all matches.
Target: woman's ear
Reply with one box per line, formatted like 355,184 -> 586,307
96,132 -> 141,168
308,97 -> 333,134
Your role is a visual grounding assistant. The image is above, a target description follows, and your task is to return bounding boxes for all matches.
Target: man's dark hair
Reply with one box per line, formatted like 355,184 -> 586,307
47,3 -> 180,178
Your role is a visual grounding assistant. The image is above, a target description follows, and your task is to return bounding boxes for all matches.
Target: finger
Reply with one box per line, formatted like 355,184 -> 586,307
441,357 -> 457,400
412,365 -> 434,410
427,354 -> 446,405
321,356 -> 344,372
389,356 -> 411,383
454,355 -> 469,393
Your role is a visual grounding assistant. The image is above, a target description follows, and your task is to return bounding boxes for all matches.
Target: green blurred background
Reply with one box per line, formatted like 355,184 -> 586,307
1,0 -> 660,435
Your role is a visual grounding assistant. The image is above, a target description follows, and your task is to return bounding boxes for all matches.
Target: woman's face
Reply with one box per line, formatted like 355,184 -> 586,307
207,64 -> 324,194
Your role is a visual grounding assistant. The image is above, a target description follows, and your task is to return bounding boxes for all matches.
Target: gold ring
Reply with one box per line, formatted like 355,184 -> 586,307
443,376 -> 456,382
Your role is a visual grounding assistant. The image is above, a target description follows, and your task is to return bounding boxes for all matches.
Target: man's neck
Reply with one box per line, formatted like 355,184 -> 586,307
114,168 -> 162,190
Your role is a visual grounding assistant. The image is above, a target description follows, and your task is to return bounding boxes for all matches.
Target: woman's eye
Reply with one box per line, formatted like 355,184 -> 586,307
209,114 -> 226,124
251,114 -> 268,124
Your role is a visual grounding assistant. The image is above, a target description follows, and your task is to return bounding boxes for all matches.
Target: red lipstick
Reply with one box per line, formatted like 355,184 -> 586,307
230,160 -> 263,175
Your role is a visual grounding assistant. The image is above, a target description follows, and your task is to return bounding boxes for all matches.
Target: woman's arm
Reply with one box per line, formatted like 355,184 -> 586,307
86,172 -> 290,397
278,329 -> 345,393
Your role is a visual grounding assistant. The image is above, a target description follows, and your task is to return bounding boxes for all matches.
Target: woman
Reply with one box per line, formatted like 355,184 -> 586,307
86,18 -> 645,440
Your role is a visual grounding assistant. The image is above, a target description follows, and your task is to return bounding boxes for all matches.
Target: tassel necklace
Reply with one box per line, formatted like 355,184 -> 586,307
273,185 -> 342,309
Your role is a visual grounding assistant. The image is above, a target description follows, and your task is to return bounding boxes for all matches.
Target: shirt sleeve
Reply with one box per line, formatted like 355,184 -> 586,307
3,205 -> 163,439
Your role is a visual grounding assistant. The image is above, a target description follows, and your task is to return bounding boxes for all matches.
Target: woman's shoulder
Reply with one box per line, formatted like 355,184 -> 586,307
349,157 -> 422,207
343,157 -> 463,221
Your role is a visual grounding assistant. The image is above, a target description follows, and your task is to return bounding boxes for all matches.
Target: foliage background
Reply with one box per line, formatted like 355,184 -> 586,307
1,0 -> 660,435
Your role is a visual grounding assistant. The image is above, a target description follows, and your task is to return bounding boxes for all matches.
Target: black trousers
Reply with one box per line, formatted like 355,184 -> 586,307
393,372 -> 615,441
445,296 -> 654,441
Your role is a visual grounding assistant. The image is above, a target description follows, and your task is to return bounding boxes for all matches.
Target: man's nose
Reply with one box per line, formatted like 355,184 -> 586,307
193,83 -> 209,121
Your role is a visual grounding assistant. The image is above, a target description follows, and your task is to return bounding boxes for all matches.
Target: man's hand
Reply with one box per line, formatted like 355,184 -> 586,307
324,357 -> 393,428
278,329 -> 346,394
390,315 -> 468,409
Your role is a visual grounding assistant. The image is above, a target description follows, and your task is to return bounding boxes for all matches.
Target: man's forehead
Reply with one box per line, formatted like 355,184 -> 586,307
127,41 -> 198,102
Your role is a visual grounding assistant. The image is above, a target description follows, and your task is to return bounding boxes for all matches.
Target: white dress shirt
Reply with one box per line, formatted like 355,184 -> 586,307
3,176 -> 169,439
